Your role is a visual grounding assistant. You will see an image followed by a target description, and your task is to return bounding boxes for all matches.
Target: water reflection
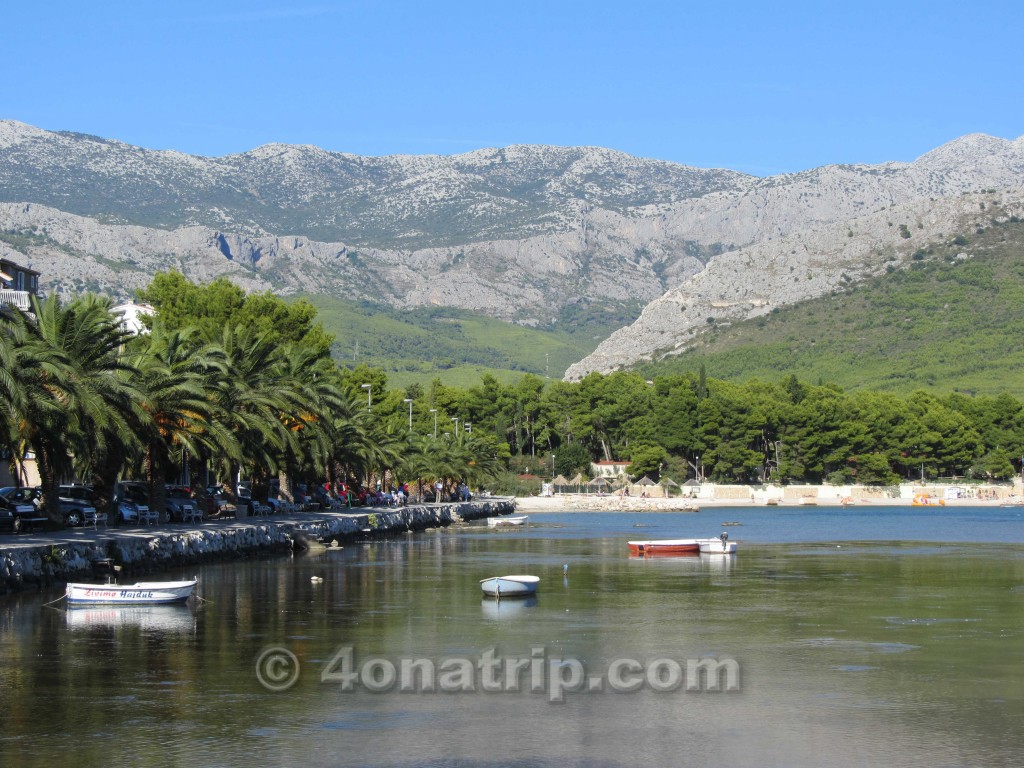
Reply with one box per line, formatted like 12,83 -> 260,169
1,511 -> 1023,768
480,596 -> 539,620
64,605 -> 198,633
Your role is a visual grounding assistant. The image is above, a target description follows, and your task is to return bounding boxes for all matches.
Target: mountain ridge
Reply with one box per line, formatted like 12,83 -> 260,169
1,120 -> 1023,380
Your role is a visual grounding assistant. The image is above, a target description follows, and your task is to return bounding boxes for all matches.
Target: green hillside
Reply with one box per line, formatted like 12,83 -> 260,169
634,217 -> 1024,397
305,294 -> 642,388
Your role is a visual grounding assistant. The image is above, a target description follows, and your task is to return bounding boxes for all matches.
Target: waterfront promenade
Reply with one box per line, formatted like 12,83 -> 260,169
0,498 -> 516,593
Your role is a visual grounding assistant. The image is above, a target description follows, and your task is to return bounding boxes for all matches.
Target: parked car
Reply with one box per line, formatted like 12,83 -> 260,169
0,494 -> 41,533
113,481 -> 152,524
165,485 -> 201,522
0,486 -> 42,506
199,486 -> 237,518
52,484 -> 100,527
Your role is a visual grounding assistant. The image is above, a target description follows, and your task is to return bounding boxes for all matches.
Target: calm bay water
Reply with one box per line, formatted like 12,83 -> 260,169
2,506 -> 1023,767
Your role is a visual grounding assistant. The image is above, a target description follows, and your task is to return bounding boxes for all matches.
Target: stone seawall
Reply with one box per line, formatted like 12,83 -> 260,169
0,499 -> 515,594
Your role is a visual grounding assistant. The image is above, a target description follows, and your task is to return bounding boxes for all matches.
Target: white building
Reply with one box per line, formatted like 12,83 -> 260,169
111,302 -> 155,335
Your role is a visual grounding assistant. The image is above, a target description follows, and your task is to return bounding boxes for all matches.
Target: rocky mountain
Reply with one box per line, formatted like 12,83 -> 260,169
565,190 -> 1024,379
0,120 -> 746,248
1,120 -> 1022,376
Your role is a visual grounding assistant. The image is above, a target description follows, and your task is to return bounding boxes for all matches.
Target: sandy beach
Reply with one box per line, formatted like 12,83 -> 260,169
513,488 -> 1020,512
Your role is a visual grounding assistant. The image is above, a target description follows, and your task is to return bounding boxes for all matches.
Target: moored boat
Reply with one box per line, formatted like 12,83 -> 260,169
65,579 -> 197,605
487,515 -> 529,527
697,536 -> 737,555
480,574 -> 540,597
627,539 -> 699,556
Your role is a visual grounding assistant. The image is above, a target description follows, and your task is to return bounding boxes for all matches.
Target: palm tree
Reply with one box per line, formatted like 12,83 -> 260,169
270,343 -> 349,503
0,304 -> 34,481
207,324 -> 294,503
127,325 -> 232,518
12,295 -> 138,523
328,407 -> 403,496
397,433 -> 438,503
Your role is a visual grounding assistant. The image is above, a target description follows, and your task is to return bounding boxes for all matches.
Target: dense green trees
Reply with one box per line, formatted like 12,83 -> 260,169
0,274 -> 510,514
5,271 -> 1024,511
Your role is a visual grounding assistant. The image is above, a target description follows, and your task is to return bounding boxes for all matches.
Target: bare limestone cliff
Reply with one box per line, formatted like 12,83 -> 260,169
565,192 -> 1024,379
1,121 -> 1023,375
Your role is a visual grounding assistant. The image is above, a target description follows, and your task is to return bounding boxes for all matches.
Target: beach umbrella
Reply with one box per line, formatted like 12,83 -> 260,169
636,476 -> 657,486
568,472 -> 586,491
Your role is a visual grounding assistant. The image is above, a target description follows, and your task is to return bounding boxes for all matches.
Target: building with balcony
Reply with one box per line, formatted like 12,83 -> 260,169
0,257 -> 40,311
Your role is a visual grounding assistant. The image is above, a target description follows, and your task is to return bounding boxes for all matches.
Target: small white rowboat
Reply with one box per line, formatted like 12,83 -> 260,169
480,574 -> 540,597
697,534 -> 737,555
487,515 -> 529,527
65,579 -> 197,605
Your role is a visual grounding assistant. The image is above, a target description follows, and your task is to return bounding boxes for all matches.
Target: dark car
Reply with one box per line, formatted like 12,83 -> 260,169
52,484 -> 100,527
165,485 -> 201,522
0,486 -> 42,506
0,494 -> 41,533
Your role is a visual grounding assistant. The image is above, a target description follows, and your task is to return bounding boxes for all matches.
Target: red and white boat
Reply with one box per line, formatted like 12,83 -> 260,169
627,539 -> 699,556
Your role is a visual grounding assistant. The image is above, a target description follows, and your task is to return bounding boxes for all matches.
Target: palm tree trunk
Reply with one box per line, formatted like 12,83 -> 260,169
147,443 -> 169,521
37,445 -> 64,525
278,468 -> 294,503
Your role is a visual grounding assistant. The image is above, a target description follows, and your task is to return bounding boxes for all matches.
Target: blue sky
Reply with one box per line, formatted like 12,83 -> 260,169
5,1 -> 1023,176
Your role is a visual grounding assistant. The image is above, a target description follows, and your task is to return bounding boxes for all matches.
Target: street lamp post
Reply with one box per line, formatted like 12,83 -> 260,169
403,398 -> 413,432
551,453 -> 556,478
360,383 -> 372,413
429,408 -> 438,438
452,417 -> 459,435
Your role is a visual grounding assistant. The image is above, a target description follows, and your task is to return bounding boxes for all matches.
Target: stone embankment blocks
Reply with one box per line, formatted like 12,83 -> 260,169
0,499 -> 514,593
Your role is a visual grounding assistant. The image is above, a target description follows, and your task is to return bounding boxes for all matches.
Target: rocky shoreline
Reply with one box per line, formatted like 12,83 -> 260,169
0,499 -> 515,594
